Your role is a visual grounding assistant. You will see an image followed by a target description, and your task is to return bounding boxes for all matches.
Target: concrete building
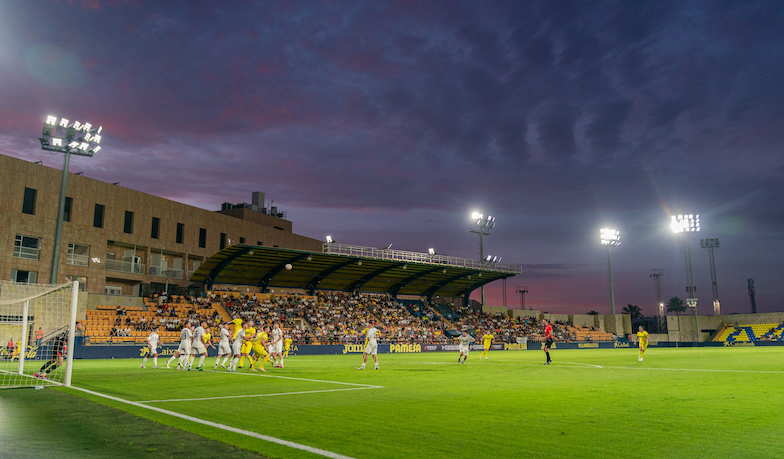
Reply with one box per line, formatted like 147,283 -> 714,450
0,154 -> 321,296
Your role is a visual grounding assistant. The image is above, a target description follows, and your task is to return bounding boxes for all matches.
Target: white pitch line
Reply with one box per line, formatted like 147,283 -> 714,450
555,361 -> 603,368
69,386 -> 358,459
0,368 -> 64,385
203,369 -> 382,387
138,386 -> 383,403
605,366 -> 784,374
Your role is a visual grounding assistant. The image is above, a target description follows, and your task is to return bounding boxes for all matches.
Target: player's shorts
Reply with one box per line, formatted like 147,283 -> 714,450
192,342 -> 206,354
459,346 -> 470,355
640,342 -> 648,351
545,339 -> 554,348
483,344 -> 491,350
241,342 -> 252,354
364,341 -> 378,355
218,342 -> 231,355
177,343 -> 192,355
272,342 -> 283,354
232,340 -> 243,355
252,344 -> 268,357
148,344 -> 158,355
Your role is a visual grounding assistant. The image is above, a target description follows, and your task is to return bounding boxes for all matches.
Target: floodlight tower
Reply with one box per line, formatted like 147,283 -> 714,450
516,286 -> 528,310
748,279 -> 757,314
671,214 -> 700,343
670,215 -> 699,300
39,115 -> 103,284
469,211 -> 496,305
650,269 -> 664,330
600,228 -> 621,315
700,238 -> 721,315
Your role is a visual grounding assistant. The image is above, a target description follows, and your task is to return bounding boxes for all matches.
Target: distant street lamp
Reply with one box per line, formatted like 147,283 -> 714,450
469,211 -> 496,305
39,115 -> 103,284
600,228 -> 621,314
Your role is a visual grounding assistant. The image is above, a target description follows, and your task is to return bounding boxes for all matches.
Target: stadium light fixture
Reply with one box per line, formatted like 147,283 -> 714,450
469,210 -> 497,305
39,115 -> 104,284
325,235 -> 334,244
600,228 -> 620,314
428,248 -> 436,255
671,213 -> 700,342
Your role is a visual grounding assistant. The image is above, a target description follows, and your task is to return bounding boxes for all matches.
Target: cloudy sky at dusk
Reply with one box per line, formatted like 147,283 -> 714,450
1,0 -> 782,314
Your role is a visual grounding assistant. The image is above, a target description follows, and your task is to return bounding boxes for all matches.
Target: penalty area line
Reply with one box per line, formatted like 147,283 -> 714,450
68,386 -> 358,459
204,369 -> 383,388
138,386 -> 383,403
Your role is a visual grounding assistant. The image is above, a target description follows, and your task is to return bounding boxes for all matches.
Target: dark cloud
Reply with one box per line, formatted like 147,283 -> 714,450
0,1 -> 782,312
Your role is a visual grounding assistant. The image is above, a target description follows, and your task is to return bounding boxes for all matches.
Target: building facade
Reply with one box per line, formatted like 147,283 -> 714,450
0,154 -> 321,296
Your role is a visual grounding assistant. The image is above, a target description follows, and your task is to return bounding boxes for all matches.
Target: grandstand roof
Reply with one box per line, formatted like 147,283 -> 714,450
189,244 -> 519,299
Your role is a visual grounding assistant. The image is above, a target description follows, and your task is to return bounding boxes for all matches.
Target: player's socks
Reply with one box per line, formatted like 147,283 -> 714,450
545,352 -> 551,362
222,356 -> 230,366
239,356 -> 246,368
153,356 -> 158,367
197,355 -> 205,368
166,355 -> 177,367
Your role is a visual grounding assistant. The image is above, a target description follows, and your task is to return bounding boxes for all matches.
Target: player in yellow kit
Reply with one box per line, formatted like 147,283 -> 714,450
283,336 -> 293,358
637,326 -> 649,361
239,322 -> 256,369
479,332 -> 494,360
250,324 -> 271,372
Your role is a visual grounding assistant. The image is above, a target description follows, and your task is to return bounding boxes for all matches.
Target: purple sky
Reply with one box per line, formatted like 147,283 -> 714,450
1,1 -> 783,314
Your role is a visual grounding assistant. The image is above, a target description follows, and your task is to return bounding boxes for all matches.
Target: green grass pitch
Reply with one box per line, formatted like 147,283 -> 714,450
2,347 -> 783,458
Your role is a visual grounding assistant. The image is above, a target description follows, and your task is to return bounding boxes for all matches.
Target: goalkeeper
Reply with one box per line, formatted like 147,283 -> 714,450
34,322 -> 82,379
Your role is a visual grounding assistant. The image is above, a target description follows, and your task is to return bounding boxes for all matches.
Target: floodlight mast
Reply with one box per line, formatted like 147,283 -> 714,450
39,116 -> 103,284
469,211 -> 496,306
700,238 -> 721,315
672,214 -> 700,344
600,229 -> 621,314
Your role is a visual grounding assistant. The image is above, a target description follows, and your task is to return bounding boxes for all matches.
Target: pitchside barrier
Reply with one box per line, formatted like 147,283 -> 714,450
63,339 -> 784,359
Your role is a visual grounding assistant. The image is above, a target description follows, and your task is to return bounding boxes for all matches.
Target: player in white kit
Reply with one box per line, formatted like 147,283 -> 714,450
141,326 -> 163,369
177,323 -> 194,370
358,321 -> 380,370
214,323 -> 232,369
270,322 -> 284,368
229,322 -> 247,372
165,322 -> 192,369
457,330 -> 475,364
190,321 -> 208,371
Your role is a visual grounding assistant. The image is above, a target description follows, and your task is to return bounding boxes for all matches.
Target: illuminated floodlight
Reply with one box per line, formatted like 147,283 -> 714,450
93,145 -> 101,153
471,211 -> 483,220
671,214 -> 700,233
68,141 -> 80,148
46,116 -> 57,126
325,235 -> 334,243
73,121 -> 82,130
52,138 -> 62,147
83,123 -> 92,132
600,228 -> 621,246
94,134 -> 101,143
79,142 -> 89,150
485,255 -> 493,262
59,118 -> 69,127
428,248 -> 436,255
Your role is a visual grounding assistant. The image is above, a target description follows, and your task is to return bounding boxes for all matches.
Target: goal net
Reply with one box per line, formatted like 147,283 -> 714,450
0,281 -> 79,389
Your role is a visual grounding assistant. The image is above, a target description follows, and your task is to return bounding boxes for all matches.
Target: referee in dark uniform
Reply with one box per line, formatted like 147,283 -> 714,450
542,319 -> 554,365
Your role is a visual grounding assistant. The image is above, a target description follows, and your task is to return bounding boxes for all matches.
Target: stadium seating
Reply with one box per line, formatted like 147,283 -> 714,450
81,290 -> 621,346
713,323 -> 784,343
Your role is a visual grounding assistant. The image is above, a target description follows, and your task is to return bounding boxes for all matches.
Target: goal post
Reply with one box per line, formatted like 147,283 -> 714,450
0,280 -> 79,389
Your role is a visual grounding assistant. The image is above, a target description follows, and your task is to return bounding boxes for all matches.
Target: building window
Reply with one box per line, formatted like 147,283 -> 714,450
63,197 -> 73,222
239,237 -> 246,244
11,269 -> 37,284
22,187 -> 37,215
93,204 -> 105,228
67,243 -> 90,267
151,217 -> 160,239
65,275 -> 87,291
13,235 -> 41,260
220,233 -> 227,250
123,211 -> 134,234
198,228 -> 207,248
176,223 -> 184,244
105,285 -> 123,295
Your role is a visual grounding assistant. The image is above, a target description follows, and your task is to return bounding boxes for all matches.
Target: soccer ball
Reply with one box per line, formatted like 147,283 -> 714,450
285,264 -> 293,271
